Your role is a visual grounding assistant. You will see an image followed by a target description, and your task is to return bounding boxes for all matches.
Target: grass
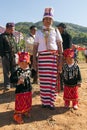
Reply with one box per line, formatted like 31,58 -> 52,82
77,51 -> 85,62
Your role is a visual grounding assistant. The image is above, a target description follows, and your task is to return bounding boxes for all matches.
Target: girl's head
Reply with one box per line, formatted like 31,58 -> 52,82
18,52 -> 30,69
64,48 -> 74,64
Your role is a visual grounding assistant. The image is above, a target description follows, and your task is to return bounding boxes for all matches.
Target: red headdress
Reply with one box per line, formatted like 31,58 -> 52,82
63,48 -> 74,58
18,52 -> 30,63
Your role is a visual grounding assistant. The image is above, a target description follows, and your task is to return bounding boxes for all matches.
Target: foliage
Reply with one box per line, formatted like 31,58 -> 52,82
78,51 -> 85,61
17,39 -> 26,51
15,21 -> 87,46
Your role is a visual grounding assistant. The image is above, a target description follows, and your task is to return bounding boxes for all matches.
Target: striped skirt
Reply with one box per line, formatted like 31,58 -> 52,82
38,51 -> 58,107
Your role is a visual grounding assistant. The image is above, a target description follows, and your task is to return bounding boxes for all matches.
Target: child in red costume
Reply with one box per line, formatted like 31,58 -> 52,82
10,52 -> 32,124
62,49 -> 82,110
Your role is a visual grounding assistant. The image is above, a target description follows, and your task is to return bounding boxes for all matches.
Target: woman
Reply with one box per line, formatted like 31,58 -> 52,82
33,8 -> 63,110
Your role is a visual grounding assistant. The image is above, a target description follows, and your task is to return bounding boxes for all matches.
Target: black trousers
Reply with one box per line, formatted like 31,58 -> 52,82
2,56 -> 16,88
60,73 -> 64,90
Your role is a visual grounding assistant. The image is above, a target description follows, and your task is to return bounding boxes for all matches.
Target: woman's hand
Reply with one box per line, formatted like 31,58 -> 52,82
58,64 -> 62,73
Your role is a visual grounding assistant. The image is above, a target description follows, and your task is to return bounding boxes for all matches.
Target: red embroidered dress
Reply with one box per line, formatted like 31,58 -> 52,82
62,63 -> 82,102
10,68 -> 32,114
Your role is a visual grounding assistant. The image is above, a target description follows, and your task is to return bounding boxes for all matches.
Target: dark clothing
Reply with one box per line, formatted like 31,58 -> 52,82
61,31 -> 72,50
60,31 -> 72,90
0,32 -> 18,89
10,67 -> 32,119
0,32 -> 17,57
74,49 -> 78,63
10,67 -> 32,94
0,32 -> 18,72
62,63 -> 82,87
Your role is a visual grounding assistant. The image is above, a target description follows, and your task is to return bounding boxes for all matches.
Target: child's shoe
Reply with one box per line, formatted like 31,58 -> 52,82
13,114 -> 24,124
73,105 -> 78,110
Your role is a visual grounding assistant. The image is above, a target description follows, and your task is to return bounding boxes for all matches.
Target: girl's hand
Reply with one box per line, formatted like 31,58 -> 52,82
17,77 -> 24,85
78,84 -> 81,87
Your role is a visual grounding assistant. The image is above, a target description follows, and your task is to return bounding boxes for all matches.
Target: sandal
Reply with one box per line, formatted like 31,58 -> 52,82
13,114 -> 24,124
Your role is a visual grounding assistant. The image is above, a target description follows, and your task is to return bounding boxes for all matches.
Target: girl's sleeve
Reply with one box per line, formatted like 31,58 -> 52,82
77,66 -> 82,84
10,71 -> 18,83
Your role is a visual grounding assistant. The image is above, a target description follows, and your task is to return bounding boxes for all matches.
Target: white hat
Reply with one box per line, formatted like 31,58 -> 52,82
43,8 -> 54,19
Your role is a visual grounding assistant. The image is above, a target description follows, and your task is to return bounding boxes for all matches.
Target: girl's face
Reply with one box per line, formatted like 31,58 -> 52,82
43,17 -> 53,28
65,56 -> 74,64
19,62 -> 29,69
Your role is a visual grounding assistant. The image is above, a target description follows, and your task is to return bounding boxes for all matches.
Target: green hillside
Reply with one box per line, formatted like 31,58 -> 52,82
15,21 -> 87,46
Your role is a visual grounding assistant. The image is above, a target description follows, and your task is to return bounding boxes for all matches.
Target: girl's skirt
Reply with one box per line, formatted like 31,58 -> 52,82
15,91 -> 32,114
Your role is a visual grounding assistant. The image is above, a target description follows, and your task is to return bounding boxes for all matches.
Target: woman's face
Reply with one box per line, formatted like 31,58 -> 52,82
43,17 -> 53,28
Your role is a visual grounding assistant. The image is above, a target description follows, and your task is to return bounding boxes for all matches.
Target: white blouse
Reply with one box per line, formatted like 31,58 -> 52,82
34,27 -> 63,52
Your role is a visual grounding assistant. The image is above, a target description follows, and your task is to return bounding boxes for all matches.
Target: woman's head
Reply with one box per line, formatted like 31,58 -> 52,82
42,8 -> 54,28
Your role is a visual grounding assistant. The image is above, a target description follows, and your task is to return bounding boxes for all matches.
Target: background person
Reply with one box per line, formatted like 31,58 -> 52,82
57,23 -> 72,90
0,23 -> 18,91
57,23 -> 72,50
72,44 -> 78,63
84,48 -> 87,63
33,7 -> 63,110
25,25 -> 38,84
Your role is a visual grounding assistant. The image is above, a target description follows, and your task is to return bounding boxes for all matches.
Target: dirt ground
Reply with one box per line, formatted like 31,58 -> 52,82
0,61 -> 87,130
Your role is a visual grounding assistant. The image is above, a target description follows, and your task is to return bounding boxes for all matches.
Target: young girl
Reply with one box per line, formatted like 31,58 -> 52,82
10,52 -> 32,124
62,48 -> 82,110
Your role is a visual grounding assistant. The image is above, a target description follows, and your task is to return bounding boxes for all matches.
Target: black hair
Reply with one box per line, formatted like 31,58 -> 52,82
57,23 -> 66,29
29,25 -> 37,30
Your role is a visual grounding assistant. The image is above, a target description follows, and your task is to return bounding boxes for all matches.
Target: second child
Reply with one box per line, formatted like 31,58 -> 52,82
62,48 -> 82,110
